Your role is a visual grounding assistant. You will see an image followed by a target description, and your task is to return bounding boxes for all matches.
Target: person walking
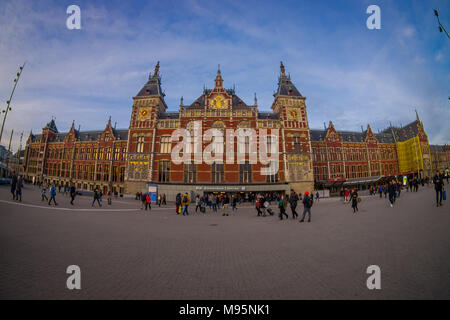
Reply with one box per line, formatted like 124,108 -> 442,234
344,188 -> 350,202
231,194 -> 238,212
48,184 -> 58,206
175,193 -> 182,214
15,176 -> 23,202
315,191 -> 320,202
41,186 -> 49,202
162,194 -> 167,205
388,180 -> 396,207
289,189 -> 299,219
279,195 -> 288,220
195,195 -> 201,213
92,188 -> 102,207
222,194 -> 230,216
10,171 -> 17,200
255,195 -> 262,216
433,170 -> 444,207
145,193 -> 152,211
107,190 -> 112,205
182,193 -> 190,216
350,189 -> 359,213
300,191 -> 313,222
379,185 -> 383,198
70,185 -> 76,205
158,194 -> 162,207
211,194 -> 217,212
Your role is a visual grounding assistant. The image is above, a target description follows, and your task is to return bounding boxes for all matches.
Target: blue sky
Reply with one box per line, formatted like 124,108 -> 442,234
0,0 -> 449,151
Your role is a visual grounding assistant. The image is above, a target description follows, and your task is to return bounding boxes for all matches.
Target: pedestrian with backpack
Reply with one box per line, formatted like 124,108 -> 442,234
182,193 -> 190,216
300,191 -> 313,223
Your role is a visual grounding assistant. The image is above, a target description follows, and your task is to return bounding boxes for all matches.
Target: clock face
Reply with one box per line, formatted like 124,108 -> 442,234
210,95 -> 226,109
287,107 -> 300,120
138,107 -> 151,120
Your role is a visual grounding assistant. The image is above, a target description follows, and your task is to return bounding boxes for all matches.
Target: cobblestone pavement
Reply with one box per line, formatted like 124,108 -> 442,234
0,184 -> 449,299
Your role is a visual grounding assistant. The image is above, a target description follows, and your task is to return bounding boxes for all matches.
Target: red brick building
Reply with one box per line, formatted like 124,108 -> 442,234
23,62 -> 447,199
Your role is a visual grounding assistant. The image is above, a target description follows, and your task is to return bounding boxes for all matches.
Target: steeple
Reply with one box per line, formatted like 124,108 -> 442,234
136,61 -> 165,98
274,62 -> 303,98
415,109 -> 420,122
214,64 -> 223,88
154,61 -> 160,77
254,93 -> 258,107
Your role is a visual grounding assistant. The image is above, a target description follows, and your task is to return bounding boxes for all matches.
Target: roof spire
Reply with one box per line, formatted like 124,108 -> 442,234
154,61 -> 160,76
215,64 -> 223,88
323,122 -> 327,130
254,93 -> 258,107
180,96 -> 183,107
280,61 -> 286,76
415,109 -> 420,121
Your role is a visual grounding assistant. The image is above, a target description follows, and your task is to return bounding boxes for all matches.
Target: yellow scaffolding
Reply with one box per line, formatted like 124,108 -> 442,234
396,136 -> 423,174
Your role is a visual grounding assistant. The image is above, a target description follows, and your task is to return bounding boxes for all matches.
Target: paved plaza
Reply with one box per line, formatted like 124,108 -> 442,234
0,184 -> 449,300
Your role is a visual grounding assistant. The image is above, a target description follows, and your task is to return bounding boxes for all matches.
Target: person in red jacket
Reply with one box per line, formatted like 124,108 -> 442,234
145,193 -> 152,211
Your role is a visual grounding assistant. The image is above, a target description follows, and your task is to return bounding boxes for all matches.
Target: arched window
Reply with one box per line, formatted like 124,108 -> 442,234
293,135 -> 301,153
136,136 -> 145,153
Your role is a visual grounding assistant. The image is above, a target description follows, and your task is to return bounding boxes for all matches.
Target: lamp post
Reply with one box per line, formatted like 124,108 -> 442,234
0,62 -> 26,144
434,9 -> 450,39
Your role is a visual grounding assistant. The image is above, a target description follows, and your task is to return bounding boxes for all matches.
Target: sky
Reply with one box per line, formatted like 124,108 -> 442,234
0,0 -> 449,152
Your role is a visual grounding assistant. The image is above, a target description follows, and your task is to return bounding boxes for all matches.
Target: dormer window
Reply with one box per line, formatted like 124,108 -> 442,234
145,89 -> 150,95
288,89 -> 293,96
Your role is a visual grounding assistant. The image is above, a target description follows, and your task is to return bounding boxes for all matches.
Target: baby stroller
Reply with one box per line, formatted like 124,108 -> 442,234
264,201 -> 275,216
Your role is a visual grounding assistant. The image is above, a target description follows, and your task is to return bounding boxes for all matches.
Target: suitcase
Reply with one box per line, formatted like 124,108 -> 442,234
200,206 -> 206,213
443,190 -> 447,201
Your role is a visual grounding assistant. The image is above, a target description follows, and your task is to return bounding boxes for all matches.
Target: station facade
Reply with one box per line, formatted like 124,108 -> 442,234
22,62 -> 449,199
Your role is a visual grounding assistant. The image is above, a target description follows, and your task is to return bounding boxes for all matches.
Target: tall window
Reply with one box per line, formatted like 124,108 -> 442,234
158,161 -> 170,182
114,148 -> 120,160
136,136 -> 145,153
99,148 -> 104,160
106,148 -> 112,160
293,136 -> 301,153
160,136 -> 172,154
184,163 -> 196,183
212,162 -> 224,183
239,161 -> 252,183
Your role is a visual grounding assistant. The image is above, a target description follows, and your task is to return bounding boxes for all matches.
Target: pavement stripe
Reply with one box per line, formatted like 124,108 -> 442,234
0,199 -> 141,212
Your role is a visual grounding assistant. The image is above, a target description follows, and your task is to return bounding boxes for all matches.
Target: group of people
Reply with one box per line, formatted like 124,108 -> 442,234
9,172 -> 23,202
174,193 -> 240,216
254,190 -> 315,222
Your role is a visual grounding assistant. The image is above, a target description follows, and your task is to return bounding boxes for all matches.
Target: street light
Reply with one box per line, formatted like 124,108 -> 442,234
0,62 -> 26,145
434,9 -> 450,39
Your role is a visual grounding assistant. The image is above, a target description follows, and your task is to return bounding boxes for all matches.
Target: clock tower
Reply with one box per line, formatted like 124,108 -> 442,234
206,66 -> 231,110
126,61 -> 167,193
272,62 -> 314,195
